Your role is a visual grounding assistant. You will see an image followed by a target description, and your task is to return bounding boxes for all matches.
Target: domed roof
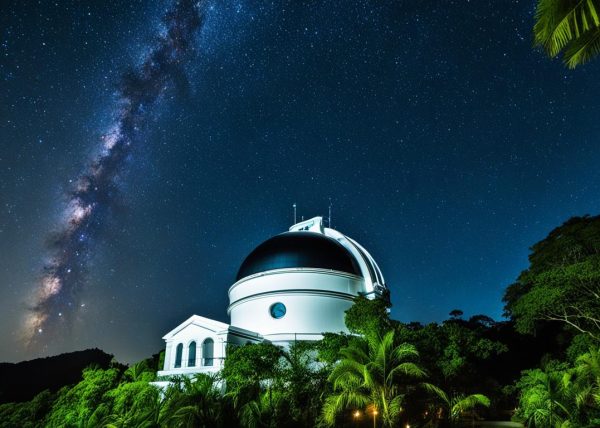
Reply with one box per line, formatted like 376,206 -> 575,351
236,231 -> 363,281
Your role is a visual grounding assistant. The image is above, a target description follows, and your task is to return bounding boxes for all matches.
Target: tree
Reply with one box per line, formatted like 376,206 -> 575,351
534,0 -> 600,68
223,341 -> 327,428
164,374 -> 224,428
43,367 -> 120,427
449,309 -> 464,320
515,365 -> 573,427
0,389 -> 56,428
316,332 -> 352,366
513,348 -> 600,427
344,295 -> 392,338
425,384 -> 490,427
278,342 -> 329,427
395,320 -> 507,388
103,379 -> 161,427
503,215 -> 600,341
321,330 -> 427,427
222,342 -> 284,427
572,347 -> 600,418
122,358 -> 156,383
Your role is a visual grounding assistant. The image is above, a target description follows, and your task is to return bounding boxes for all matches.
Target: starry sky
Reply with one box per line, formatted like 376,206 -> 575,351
2,0 -> 600,363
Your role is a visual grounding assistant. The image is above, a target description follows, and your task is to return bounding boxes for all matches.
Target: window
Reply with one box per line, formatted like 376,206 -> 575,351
202,338 -> 214,366
188,341 -> 196,367
270,302 -> 286,319
174,343 -> 183,368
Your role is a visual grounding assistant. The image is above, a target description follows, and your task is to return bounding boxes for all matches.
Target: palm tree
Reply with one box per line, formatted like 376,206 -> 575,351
572,347 -> 600,415
123,359 -> 155,383
321,331 -> 427,427
517,369 -> 572,427
164,373 -> 223,428
425,384 -> 490,427
102,381 -> 171,428
534,0 -> 600,68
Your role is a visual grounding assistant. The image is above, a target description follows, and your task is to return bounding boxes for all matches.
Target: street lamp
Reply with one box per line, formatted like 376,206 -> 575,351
353,410 -> 361,425
371,408 -> 378,428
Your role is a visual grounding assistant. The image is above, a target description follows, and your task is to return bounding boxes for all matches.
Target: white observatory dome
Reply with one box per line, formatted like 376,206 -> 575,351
228,216 -> 386,344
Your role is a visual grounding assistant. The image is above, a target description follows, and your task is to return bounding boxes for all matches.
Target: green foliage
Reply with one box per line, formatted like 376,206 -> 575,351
396,320 -> 507,384
567,334 -> 596,363
162,374 -> 224,428
221,342 -> 283,391
316,332 -> 352,365
514,347 -> 600,427
122,358 -> 156,383
572,347 -> 600,416
534,0 -> 600,68
321,330 -> 427,428
344,295 -> 392,337
515,365 -> 573,427
279,342 -> 329,426
504,215 -> 600,341
103,380 -> 160,426
222,341 -> 327,427
44,367 -> 120,427
0,389 -> 55,428
424,383 -> 491,426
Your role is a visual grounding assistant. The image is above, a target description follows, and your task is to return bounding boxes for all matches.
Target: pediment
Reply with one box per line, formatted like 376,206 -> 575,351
162,314 -> 230,340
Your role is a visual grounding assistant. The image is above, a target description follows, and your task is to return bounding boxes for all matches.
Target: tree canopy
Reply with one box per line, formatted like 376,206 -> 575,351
503,215 -> 600,341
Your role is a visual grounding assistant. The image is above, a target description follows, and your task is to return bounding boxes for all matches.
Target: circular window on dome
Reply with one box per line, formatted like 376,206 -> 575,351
270,302 -> 286,319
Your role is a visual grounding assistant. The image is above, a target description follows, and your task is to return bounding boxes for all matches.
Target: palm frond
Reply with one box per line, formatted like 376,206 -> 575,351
393,343 -> 420,360
535,0 -> 600,57
321,391 -> 370,426
388,362 -> 427,380
388,394 -> 405,419
239,400 -> 262,428
451,393 -> 491,416
563,26 -> 600,67
420,382 -> 450,406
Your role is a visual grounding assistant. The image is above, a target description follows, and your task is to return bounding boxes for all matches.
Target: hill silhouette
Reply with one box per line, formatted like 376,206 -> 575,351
0,348 -> 114,404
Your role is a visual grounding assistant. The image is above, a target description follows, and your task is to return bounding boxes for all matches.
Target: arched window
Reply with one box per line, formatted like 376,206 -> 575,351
188,341 -> 196,367
202,338 -> 214,366
174,343 -> 183,368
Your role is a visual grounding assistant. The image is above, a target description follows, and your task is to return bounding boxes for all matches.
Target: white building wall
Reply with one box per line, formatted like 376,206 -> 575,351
230,293 -> 353,339
228,269 -> 363,338
159,324 -> 225,376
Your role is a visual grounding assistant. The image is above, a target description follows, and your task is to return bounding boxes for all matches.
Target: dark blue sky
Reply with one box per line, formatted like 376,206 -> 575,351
1,0 -> 600,363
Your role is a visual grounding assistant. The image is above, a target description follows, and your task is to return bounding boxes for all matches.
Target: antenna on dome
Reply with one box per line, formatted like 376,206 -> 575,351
328,198 -> 332,228
293,203 -> 297,225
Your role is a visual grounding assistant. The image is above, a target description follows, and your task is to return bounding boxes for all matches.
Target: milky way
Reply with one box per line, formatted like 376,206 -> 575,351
23,0 -> 204,346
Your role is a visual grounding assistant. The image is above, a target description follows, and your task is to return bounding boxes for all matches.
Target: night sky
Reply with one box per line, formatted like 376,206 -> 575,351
2,0 -> 600,364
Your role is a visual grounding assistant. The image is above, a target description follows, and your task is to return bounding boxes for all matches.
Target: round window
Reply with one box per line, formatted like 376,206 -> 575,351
270,302 -> 286,319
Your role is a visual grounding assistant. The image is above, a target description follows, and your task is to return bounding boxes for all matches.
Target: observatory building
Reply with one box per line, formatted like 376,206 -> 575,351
156,216 -> 386,380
